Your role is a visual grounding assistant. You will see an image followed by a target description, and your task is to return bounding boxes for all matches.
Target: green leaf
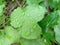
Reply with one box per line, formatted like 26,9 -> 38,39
48,0 -> 60,9
0,36 -> 14,45
10,7 -> 24,28
0,5 -> 5,16
0,30 -> 4,39
53,0 -> 60,3
0,0 -> 6,5
20,38 -> 46,45
0,0 -> 6,16
25,0 -> 43,5
38,11 -> 59,43
54,25 -> 60,44
0,37 -> 4,45
39,11 -> 59,30
4,26 -> 20,43
19,22 -> 42,39
54,10 -> 60,44
0,29 -> 5,45
44,28 -> 55,40
25,5 -> 46,22
10,5 -> 46,28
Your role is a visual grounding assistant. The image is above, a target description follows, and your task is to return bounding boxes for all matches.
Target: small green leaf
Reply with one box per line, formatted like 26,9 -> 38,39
39,11 -> 59,30
26,0 -> 43,5
54,10 -> 60,44
4,26 -> 20,43
10,5 -> 46,28
38,11 -> 59,42
19,22 -> 42,39
54,25 -> 60,44
48,0 -> 60,9
0,5 -> 5,16
10,7 -> 24,28
20,38 -> 46,45
25,5 -> 46,22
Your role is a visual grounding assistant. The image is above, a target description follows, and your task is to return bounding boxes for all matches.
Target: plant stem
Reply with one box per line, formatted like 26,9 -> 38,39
46,0 -> 50,13
15,0 -> 21,7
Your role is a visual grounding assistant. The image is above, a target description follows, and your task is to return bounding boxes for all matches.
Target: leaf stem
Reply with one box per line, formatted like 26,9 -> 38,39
46,0 -> 50,13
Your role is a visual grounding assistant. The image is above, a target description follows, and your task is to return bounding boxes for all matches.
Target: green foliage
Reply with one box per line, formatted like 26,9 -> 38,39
10,5 -> 46,28
0,26 -> 20,45
19,23 -> 42,39
0,0 -> 6,26
20,38 -> 46,45
4,26 -> 20,42
0,5 -> 5,16
25,0 -> 43,5
0,0 -> 60,45
10,7 -> 24,28
48,0 -> 60,9
38,11 -> 59,44
54,10 -> 60,44
0,16 -> 3,25
25,5 -> 46,22
0,0 -> 6,16
54,25 -> 60,44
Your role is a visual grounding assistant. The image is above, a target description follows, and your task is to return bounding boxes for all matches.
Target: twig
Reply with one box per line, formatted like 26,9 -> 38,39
15,0 -> 21,7
46,0 -> 50,13
0,15 -> 5,28
2,15 -> 5,27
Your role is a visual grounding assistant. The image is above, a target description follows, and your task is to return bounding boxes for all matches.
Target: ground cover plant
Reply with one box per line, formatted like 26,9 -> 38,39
0,0 -> 60,45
